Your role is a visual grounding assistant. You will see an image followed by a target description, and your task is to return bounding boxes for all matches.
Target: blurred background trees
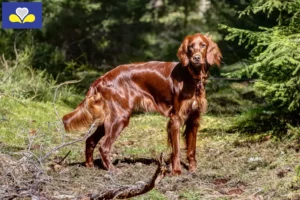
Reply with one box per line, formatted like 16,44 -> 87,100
0,0 -> 251,80
0,0 -> 299,135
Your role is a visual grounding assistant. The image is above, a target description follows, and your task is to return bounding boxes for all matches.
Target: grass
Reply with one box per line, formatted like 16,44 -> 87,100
1,95 -> 299,199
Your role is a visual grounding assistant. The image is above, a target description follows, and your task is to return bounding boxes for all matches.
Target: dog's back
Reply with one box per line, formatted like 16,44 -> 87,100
62,61 -> 180,132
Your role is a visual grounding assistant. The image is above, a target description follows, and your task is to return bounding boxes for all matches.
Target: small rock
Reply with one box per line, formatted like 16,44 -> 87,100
136,162 -> 143,167
53,164 -> 63,172
248,157 -> 263,162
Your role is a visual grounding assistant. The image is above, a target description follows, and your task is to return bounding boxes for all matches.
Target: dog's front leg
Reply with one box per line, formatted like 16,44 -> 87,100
184,111 -> 200,172
168,114 -> 182,175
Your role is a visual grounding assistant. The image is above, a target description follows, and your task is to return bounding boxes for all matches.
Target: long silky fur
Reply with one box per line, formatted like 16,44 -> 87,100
62,87 -> 107,132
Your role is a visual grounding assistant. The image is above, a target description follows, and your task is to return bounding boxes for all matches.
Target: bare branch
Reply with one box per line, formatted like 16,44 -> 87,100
51,78 -> 83,144
52,78 -> 83,123
0,54 -> 9,71
40,122 -> 96,162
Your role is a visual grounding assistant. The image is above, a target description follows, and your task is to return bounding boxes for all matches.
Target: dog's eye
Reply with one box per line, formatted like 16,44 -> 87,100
200,43 -> 206,48
189,44 -> 194,49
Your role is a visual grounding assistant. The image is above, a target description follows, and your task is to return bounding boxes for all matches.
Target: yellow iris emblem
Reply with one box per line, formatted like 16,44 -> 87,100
9,8 -> 35,23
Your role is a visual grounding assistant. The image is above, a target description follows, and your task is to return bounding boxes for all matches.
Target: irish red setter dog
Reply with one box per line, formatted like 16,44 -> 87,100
62,33 -> 222,175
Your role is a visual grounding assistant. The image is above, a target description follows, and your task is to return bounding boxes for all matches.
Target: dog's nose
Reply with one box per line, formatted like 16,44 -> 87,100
194,55 -> 200,61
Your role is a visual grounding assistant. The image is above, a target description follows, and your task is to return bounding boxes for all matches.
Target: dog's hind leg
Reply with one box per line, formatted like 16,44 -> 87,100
99,114 -> 130,172
85,125 -> 105,167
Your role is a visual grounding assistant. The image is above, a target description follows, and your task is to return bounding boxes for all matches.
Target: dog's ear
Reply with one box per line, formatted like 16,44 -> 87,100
204,35 -> 222,67
177,36 -> 190,67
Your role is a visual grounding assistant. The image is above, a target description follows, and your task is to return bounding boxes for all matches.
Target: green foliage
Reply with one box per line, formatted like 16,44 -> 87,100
220,0 -> 300,133
287,124 -> 300,141
133,189 -> 166,200
240,0 -> 300,24
296,165 -> 300,178
231,108 -> 290,134
179,190 -> 202,199
0,48 -> 80,103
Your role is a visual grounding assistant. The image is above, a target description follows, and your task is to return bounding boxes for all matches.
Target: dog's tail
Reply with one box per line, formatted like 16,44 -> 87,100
62,87 -> 107,132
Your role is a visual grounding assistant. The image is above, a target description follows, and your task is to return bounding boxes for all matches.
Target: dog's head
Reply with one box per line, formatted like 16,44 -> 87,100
177,33 -> 222,68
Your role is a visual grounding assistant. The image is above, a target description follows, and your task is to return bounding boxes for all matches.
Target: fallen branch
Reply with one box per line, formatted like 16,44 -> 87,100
40,122 -> 96,162
90,153 -> 168,200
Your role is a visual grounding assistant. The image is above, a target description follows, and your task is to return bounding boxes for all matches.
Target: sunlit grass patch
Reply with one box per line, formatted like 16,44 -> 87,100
0,96 -> 85,160
179,190 -> 203,200
133,189 -> 167,200
116,114 -> 168,158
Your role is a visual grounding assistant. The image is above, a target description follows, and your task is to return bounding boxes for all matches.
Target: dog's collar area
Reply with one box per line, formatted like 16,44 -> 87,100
187,65 -> 202,81
187,65 -> 205,97
195,81 -> 202,96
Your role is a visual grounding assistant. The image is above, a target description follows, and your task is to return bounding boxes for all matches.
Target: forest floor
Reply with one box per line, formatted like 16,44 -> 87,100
0,95 -> 299,200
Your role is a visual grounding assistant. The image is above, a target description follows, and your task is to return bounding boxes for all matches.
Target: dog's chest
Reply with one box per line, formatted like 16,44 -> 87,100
177,81 -> 207,122
179,80 -> 203,101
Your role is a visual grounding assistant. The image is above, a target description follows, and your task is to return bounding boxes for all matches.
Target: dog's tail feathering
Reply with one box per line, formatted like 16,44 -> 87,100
62,86 -> 107,132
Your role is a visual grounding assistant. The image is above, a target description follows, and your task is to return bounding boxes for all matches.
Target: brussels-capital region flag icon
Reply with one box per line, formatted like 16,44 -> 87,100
2,2 -> 42,29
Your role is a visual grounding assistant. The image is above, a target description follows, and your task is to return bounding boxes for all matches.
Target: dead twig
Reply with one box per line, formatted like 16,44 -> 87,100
0,54 -> 9,71
52,78 -> 83,121
90,153 -> 168,200
40,122 -> 96,162
56,150 -> 71,165
52,78 -> 83,144
13,31 -> 24,68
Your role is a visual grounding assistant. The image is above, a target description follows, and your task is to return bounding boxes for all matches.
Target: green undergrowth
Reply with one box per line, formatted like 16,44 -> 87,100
207,81 -> 259,116
0,96 -> 74,153
0,54 -> 83,159
207,63 -> 300,139
206,63 -> 261,117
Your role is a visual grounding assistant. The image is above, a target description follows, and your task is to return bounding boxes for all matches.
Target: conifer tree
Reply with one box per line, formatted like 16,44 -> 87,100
221,0 -> 300,132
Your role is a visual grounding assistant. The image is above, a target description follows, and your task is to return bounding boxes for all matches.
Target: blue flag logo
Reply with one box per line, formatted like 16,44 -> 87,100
2,2 -> 42,29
